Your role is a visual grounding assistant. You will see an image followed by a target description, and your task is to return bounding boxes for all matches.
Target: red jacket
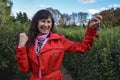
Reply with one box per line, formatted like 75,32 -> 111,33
15,27 -> 98,80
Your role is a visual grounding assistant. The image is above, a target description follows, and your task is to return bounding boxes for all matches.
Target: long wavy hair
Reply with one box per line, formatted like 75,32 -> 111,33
26,9 -> 55,49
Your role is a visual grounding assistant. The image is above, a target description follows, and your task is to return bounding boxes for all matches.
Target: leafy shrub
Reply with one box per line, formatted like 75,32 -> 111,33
56,26 -> 120,80
0,22 -> 29,80
0,25 -> 120,80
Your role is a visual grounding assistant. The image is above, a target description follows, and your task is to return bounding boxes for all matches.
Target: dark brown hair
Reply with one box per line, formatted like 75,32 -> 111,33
26,9 -> 55,49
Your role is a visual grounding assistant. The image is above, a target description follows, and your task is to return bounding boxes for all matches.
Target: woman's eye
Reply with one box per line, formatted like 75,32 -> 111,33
47,21 -> 51,23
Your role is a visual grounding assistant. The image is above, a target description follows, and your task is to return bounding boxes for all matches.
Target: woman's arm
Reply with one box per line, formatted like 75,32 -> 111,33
63,15 -> 102,53
14,33 -> 30,73
14,45 -> 30,73
63,26 -> 98,53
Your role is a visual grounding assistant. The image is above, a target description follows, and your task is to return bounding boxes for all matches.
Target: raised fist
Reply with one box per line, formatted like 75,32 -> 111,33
89,15 -> 103,28
18,33 -> 28,48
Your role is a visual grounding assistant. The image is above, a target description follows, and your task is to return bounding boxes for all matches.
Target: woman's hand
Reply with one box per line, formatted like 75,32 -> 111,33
18,33 -> 28,48
88,15 -> 103,28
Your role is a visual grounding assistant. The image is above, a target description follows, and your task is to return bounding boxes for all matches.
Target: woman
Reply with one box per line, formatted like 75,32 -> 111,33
14,9 -> 102,80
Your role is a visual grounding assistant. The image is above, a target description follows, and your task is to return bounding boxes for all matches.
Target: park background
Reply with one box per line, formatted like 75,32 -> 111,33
0,0 -> 120,80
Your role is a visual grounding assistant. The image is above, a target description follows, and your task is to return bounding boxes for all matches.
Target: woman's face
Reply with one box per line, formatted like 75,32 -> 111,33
37,17 -> 52,34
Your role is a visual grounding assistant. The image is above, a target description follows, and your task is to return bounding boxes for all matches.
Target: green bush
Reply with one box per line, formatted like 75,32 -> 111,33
56,27 -> 120,80
0,25 -> 120,80
0,22 -> 29,80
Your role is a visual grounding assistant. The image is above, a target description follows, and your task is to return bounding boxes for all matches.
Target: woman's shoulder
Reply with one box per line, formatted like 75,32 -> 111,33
49,32 -> 65,40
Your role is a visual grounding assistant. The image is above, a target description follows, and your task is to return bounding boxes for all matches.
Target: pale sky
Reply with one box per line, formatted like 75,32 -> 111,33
11,0 -> 120,19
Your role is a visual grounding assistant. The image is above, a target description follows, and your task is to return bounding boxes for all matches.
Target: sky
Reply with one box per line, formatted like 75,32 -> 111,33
11,0 -> 120,19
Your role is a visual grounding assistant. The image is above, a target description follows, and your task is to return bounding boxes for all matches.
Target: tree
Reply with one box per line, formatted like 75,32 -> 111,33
46,7 -> 62,26
59,14 -> 64,27
16,12 -> 29,24
62,13 -> 71,27
99,7 -> 120,27
0,1 -> 6,26
70,12 -> 78,26
1,0 -> 13,19
113,8 -> 120,26
78,12 -> 88,26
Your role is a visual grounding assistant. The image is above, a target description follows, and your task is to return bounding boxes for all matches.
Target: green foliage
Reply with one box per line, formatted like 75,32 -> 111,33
0,22 -> 120,80
16,12 -> 29,24
0,22 -> 29,80
56,27 -> 85,41
0,1 -> 120,79
56,27 -> 120,80
0,1 -> 7,26
100,7 -> 120,27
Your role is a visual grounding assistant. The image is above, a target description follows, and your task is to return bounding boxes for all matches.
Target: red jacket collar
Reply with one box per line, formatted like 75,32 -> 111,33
49,32 -> 64,40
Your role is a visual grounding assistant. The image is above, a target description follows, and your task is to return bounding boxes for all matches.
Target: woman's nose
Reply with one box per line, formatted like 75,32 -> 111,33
44,22 -> 48,26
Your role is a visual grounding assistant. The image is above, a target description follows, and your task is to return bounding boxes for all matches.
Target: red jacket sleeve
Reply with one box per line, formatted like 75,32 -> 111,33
63,26 -> 98,53
14,45 -> 30,73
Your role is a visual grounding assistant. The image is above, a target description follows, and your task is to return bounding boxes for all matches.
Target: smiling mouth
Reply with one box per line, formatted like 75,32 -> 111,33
41,26 -> 49,29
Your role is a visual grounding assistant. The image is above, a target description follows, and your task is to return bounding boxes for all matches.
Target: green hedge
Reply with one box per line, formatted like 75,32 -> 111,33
56,27 -> 120,80
0,24 -> 120,80
0,22 -> 30,80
